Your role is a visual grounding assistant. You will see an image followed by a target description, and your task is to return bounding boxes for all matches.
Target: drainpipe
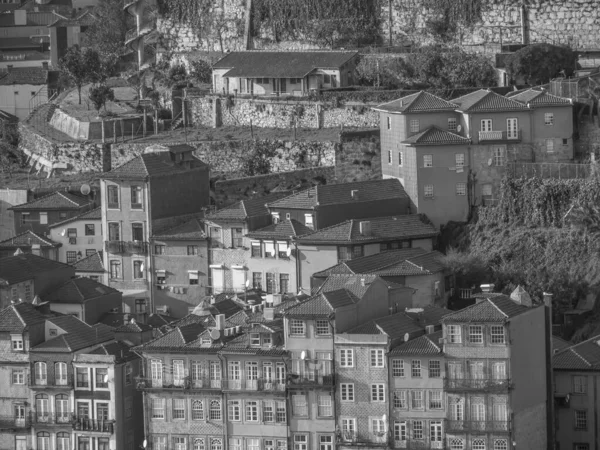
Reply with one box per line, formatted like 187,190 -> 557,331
595,374 -> 599,450
293,241 -> 301,294
217,353 -> 228,449
146,180 -> 154,315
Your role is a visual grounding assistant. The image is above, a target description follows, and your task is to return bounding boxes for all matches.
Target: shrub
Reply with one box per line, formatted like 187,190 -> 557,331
189,59 -> 212,84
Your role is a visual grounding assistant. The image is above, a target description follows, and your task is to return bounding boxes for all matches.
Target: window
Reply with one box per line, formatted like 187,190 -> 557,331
507,118 -> 518,139
370,349 -> 384,367
56,432 -> 70,450
392,359 -> 404,377
132,223 -> 144,241
174,437 -> 187,450
573,375 -> 587,394
280,273 -> 290,293
134,299 -> 146,314
371,384 -> 385,402
447,325 -> 462,343
575,410 -> 587,429
546,139 -> 555,152
410,119 -> 420,133
411,390 -> 424,409
448,117 -> 458,131
319,436 -> 333,450
35,362 -> 47,385
482,184 -> 493,197
449,438 -> 465,450
455,153 -> 465,167
133,260 -> 144,279
545,112 -> 554,125
490,325 -> 505,344
472,439 -> 486,450
185,245 -> 199,256
493,147 -> 505,166
84,224 -> 95,236
456,182 -> 467,196
152,398 -> 165,419
245,400 -> 259,422
469,325 -> 484,343
107,185 -> 119,208
40,212 -> 48,224
97,403 -> 109,421
11,335 -> 23,351
278,241 -> 289,258
341,419 -> 356,439
304,214 -> 314,230
76,368 -> 89,388
563,138 -> 568,145
393,390 -> 407,409
339,349 -> 354,367
154,436 -> 167,450
65,251 -> 77,264
108,222 -> 120,241
38,432 -> 50,450
388,150 -> 392,164
209,227 -> 221,247
209,400 -> 221,420
387,116 -> 391,130
411,360 -> 421,377
294,435 -> 308,450
67,228 -> 77,238
290,319 -> 305,336
95,368 -> 108,388
573,445 -> 589,450
21,213 -> 29,225
398,151 -> 403,167
318,394 -> 333,417
412,420 -> 424,439
247,439 -> 259,450
481,119 -> 492,131
263,401 -> 274,422
429,390 -> 443,409
292,394 -> 308,417
394,421 -> 407,442
276,401 -> 286,422
341,383 -> 355,401
493,440 -> 508,450
154,244 -> 165,255
423,154 -> 433,167
429,360 -> 441,377
211,439 -> 223,450
252,272 -> 262,289
131,186 -> 143,209
25,284 -> 31,301
12,369 -> 25,384
189,271 -> 199,285
231,228 -> 243,248
194,439 -> 205,450
266,272 -> 276,294
228,400 -> 240,421
424,184 -> 434,198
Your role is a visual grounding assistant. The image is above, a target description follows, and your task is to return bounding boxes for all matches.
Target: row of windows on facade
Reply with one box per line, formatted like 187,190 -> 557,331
391,150 -> 504,169
34,434 -> 112,450
107,222 -> 145,242
106,185 -> 144,209
152,437 -> 288,450
149,360 -> 286,382
20,211 -> 70,225
66,249 -> 99,263
28,362 -> 132,386
33,394 -> 128,421
386,115 -> 558,134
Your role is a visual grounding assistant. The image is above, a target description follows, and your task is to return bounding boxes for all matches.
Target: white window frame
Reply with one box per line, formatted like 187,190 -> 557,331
490,325 -> 506,344
545,112 -> 554,125
398,151 -> 403,167
315,319 -> 331,336
423,154 -> 433,168
339,349 -> 354,367
447,325 -> 462,343
481,119 -> 492,132
424,184 -> 434,198
370,384 -> 385,402
546,138 -> 555,152
392,359 -> 404,377
456,182 -> 467,196
448,117 -> 457,132
370,349 -> 384,367
469,325 -> 484,344
394,421 -> 407,442
506,117 -> 518,139
409,119 -> 420,133
340,383 -> 355,402
393,390 -> 407,409
411,360 -> 422,378
289,319 -> 305,336
493,146 -> 505,166
573,375 -> 587,394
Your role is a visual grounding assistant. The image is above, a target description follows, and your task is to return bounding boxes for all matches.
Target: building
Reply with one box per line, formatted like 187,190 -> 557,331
0,230 -> 61,259
212,51 -> 359,95
71,251 -> 107,285
100,144 -> 210,316
151,217 -> 209,318
0,253 -> 75,309
0,9 -> 54,70
0,66 -> 54,119
267,179 -> 410,232
48,11 -> 94,68
294,215 -> 438,291
48,207 -> 103,265
9,190 -> 93,236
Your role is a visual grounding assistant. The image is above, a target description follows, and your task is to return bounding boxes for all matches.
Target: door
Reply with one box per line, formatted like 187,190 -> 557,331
228,362 -> 241,389
275,362 -> 286,389
15,437 -> 27,450
211,268 -> 224,293
36,396 -> 49,422
14,405 -> 25,427
173,360 -> 185,387
506,118 -> 518,139
151,360 -> 163,388
246,362 -> 258,390
210,361 -> 221,388
480,119 -> 492,131
471,400 -> 486,430
55,395 -> 69,423
469,361 -> 485,387
492,362 -> 507,382
232,269 -> 246,291
448,362 -> 463,388
55,362 -> 67,386
192,362 -> 203,388
263,363 -> 273,388
280,78 -> 286,93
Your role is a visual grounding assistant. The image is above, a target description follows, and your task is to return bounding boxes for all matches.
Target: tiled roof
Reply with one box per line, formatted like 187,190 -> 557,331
441,296 -> 530,323
316,274 -> 378,298
509,89 -> 573,107
71,251 -> 105,273
283,289 -> 359,317
390,330 -> 443,355
0,253 -> 70,285
0,302 -> 47,332
0,11 -> 56,26
152,218 -> 206,240
87,341 -> 137,363
553,336 -> 571,353
296,214 -> 438,244
115,320 -> 153,333
346,320 -> 381,334
140,323 -> 206,350
0,230 -> 60,249
43,277 -> 119,304
247,219 -> 313,240
212,298 -> 245,318
102,152 -> 208,181
147,313 -> 175,328
402,126 -> 471,146
214,51 -> 358,79
554,335 -> 600,370
374,312 -> 424,340
267,179 -> 408,210
49,207 -> 101,228
32,317 -> 114,352
9,191 -> 90,211
404,305 -> 452,326
373,91 -> 458,114
452,89 -> 530,113
206,192 -> 290,221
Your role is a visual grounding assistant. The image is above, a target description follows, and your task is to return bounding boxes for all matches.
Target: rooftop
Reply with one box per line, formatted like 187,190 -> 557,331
87,340 -> 137,363
452,89 -> 530,113
206,192 -> 290,222
49,207 -> 101,228
509,88 -> 573,107
0,230 -> 60,249
0,11 -> 57,27
0,67 -> 49,86
43,277 -> 120,304
152,218 -> 206,240
247,219 -> 313,240
102,151 -> 208,181
283,289 -> 360,317
373,91 -> 459,114
554,335 -> 600,370
0,302 -> 48,332
390,330 -> 443,355
441,295 -> 531,323
9,191 -> 90,211
402,126 -> 471,146
71,251 -> 105,273
0,253 -> 71,285
31,316 -> 114,352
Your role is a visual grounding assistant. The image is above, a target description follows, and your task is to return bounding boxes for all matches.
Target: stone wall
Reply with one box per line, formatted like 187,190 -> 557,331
336,130 -> 382,183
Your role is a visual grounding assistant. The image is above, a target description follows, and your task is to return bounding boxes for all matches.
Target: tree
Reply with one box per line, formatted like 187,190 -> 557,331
82,0 -> 134,57
58,46 -> 103,104
189,59 -> 212,85
89,84 -> 115,113
505,43 -> 577,86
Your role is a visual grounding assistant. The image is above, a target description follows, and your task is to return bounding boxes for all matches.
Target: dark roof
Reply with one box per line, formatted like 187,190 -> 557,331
147,313 -> 175,328
0,11 -> 57,26
247,219 -> 313,240
214,51 -> 358,79
32,317 -> 114,352
553,336 -> 571,353
374,312 -> 424,340
452,89 -> 530,113
404,305 -> 452,326
509,89 -> 573,107
267,179 -> 407,210
102,152 -> 208,181
206,192 -> 290,222
43,277 -> 120,304
373,91 -> 458,114
0,230 -> 60,249
211,298 -> 245,318
9,191 -> 90,211
115,320 -> 153,333
317,274 -> 378,298
71,251 -> 105,273
0,302 -> 47,332
152,218 -> 206,240
390,330 -> 443,355
0,67 -> 49,86
402,126 -> 471,146
441,296 -> 531,323
49,207 -> 101,228
87,340 -> 137,363
283,289 -> 359,317
48,11 -> 95,27
296,215 -> 438,244
137,322 -> 208,350
0,109 -> 19,124
0,253 -> 71,285
554,335 -> 600,370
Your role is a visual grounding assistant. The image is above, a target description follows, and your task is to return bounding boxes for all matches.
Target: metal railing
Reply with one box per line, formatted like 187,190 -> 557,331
507,162 -> 592,180
73,418 -> 114,434
288,374 -> 334,387
478,130 -> 521,142
105,240 -> 125,254
32,412 -> 73,425
135,376 -> 222,390
446,420 -> 510,432
29,375 -> 74,388
222,379 -> 286,392
444,378 -> 511,391
126,240 -> 149,255
0,415 -> 31,430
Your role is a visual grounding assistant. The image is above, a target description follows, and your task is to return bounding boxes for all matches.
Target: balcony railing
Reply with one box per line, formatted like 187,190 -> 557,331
135,376 -> 222,390
73,418 -> 114,434
29,375 -> 74,388
446,420 -> 510,432
478,130 -> 521,142
288,374 -> 334,387
338,431 -> 387,447
0,415 -> 31,430
105,240 -> 125,254
32,412 -> 73,425
125,240 -> 149,255
223,378 -> 286,392
444,378 -> 511,391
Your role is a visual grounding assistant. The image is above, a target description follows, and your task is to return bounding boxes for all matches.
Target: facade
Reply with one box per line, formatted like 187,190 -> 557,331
212,51 -> 359,95
9,191 -> 92,236
0,230 -> 61,259
48,12 -> 94,68
48,207 -> 103,265
71,251 -> 108,285
0,67 -> 51,119
0,9 -> 53,70
100,144 -> 210,316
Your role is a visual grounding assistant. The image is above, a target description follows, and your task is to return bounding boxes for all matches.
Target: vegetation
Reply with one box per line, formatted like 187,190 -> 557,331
89,85 -> 116,113
82,0 -> 133,58
239,141 -> 278,177
0,126 -> 21,179
58,46 -> 106,104
505,43 -> 577,85
189,59 -> 212,85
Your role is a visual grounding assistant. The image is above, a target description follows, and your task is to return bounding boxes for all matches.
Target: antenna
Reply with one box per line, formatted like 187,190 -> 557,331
80,184 -> 91,196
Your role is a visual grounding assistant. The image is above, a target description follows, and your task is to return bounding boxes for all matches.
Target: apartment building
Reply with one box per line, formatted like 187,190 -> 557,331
100,144 -> 210,315
71,251 -> 107,285
0,230 -> 61,259
48,207 -> 103,265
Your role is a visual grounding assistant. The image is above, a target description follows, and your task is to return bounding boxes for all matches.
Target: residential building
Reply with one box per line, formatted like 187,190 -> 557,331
246,219 -> 312,296
100,144 -> 210,315
71,251 -> 107,285
9,190 -> 92,236
440,291 -> 553,450
212,51 -> 359,95
204,192 -> 289,294
267,179 -> 410,232
48,11 -> 94,68
42,277 -> 122,324
294,215 -> 438,291
0,9 -> 53,70
0,230 -> 61,259
0,253 -> 75,309
48,207 -> 103,265
0,66 -> 53,119
311,248 -> 451,308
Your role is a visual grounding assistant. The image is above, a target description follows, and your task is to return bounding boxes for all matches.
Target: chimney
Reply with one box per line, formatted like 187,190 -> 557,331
31,244 -> 41,256
351,189 -> 359,200
14,10 -> 26,26
480,283 -> 495,293
426,324 -> 435,334
264,308 -> 275,321
41,61 -> 48,70
272,294 -> 282,306
215,314 -> 226,330
359,221 -> 371,236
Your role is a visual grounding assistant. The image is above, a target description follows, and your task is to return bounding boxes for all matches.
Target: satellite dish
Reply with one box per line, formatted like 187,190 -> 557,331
300,350 -> 307,360
245,279 -> 250,288
404,333 -> 410,342
210,329 -> 221,340
61,229 -> 66,237
487,158 -> 493,166
80,184 -> 91,196
456,124 -> 462,133
142,440 -> 147,449
286,247 -> 292,257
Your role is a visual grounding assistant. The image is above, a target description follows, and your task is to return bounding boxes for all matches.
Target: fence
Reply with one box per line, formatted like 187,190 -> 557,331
507,162 -> 592,179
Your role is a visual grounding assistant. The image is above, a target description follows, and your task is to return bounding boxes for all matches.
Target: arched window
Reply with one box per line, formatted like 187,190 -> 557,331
37,432 -> 50,450
210,439 -> 222,450
34,362 -> 47,385
57,432 -> 70,450
194,439 -> 205,450
55,394 -> 69,423
493,440 -> 508,450
35,394 -> 49,421
209,400 -> 221,420
192,400 -> 204,420
55,362 -> 68,385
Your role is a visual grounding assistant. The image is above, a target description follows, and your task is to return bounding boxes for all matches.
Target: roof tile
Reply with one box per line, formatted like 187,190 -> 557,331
509,89 -> 573,107
390,330 -> 443,355
102,151 -> 208,181
43,277 -> 119,304
247,219 -> 313,240
453,89 -> 530,113
0,253 -> 71,285
207,192 -> 290,221
71,251 -> 105,273
402,126 -> 471,146
373,91 -> 458,114
9,191 -> 90,211
442,296 -> 530,323
49,207 -> 101,228
0,230 -> 60,249
152,218 -> 206,240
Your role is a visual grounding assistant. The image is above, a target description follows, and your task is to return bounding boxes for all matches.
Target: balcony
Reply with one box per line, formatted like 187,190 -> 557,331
288,373 -> 334,387
105,240 -> 125,254
223,378 -> 286,392
444,378 -> 511,392
125,240 -> 149,255
32,412 -> 72,425
135,376 -> 222,391
0,415 -> 31,430
392,441 -> 442,449
73,418 -> 114,434
446,420 -> 510,432
337,431 -> 388,447
478,130 -> 521,142
29,375 -> 74,389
